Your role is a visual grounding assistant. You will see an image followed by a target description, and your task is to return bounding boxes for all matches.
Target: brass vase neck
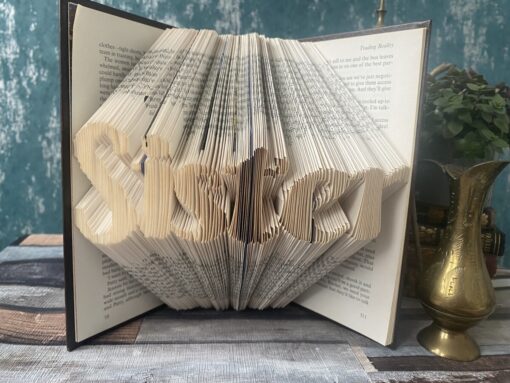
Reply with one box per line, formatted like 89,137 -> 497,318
447,161 -> 509,238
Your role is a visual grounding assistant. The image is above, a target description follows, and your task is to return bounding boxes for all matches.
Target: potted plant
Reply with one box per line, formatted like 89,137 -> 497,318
420,63 -> 510,163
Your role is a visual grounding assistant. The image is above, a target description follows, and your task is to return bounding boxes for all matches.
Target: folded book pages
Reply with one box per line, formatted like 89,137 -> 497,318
73,28 -> 410,311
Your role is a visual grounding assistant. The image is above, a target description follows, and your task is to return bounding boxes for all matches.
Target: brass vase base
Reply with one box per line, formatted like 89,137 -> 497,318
417,322 -> 480,362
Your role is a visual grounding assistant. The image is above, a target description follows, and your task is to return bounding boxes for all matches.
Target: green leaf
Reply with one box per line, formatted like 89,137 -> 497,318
439,88 -> 456,97
494,115 -> 509,133
491,94 -> 506,109
481,112 -> 493,123
433,97 -> 450,107
463,139 -> 485,159
458,111 -> 472,124
470,119 -> 487,131
478,104 -> 494,114
446,120 -> 463,137
493,137 -> 509,149
494,107 -> 508,115
480,128 -> 496,140
464,131 -> 478,141
443,104 -> 464,113
467,83 -> 481,91
450,94 -> 463,105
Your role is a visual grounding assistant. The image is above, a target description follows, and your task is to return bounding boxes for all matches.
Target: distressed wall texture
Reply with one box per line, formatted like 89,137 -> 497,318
1,0 -> 509,264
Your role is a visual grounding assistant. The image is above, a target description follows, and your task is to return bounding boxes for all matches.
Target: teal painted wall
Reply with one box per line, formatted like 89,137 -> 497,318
1,0 -> 509,264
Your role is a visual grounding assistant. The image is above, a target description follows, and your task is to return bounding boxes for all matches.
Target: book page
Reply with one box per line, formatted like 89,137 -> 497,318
70,4 -> 164,343
295,27 -> 427,345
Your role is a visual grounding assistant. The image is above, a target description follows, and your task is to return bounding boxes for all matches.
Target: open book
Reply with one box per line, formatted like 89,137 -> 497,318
61,0 -> 430,350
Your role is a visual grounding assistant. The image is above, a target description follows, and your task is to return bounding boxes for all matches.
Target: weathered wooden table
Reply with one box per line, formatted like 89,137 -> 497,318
1,235 -> 509,382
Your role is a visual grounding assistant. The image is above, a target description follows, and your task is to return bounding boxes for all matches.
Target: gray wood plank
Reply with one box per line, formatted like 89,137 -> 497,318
146,304 -> 319,320
362,344 -> 510,358
395,318 -> 510,347
366,370 -> 506,383
136,315 -> 375,345
0,241 -> 506,382
134,306 -> 379,346
0,285 -> 64,310
0,309 -> 65,345
0,308 -> 142,345
19,234 -> 63,247
0,246 -> 62,263
369,354 -> 510,372
0,343 -> 370,383
0,259 -> 64,287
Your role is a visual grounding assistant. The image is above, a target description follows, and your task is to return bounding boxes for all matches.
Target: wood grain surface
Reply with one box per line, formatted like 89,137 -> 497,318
0,234 -> 509,383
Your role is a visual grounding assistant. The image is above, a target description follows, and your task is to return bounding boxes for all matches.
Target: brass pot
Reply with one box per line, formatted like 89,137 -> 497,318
417,160 -> 509,361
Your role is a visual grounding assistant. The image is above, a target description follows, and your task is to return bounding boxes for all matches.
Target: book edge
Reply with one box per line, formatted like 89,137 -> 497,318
300,21 -> 431,43
388,21 -> 432,348
60,0 -> 77,352
60,0 -> 171,351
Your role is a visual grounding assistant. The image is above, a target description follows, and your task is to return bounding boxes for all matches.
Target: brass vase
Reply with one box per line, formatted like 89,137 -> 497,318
417,160 -> 509,361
